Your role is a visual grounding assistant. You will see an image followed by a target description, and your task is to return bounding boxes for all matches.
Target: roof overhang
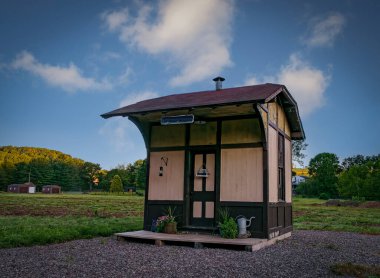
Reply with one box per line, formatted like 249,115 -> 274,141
101,84 -> 305,140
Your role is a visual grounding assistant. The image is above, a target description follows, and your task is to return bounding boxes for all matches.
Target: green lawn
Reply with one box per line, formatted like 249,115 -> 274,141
0,193 -> 144,248
0,193 -> 379,248
293,197 -> 380,234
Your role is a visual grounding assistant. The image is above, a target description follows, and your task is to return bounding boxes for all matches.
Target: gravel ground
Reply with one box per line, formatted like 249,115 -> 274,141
0,231 -> 379,278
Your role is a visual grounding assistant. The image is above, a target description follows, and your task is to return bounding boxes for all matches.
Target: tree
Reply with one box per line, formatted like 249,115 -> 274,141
80,162 -> 101,191
299,153 -> 340,198
292,140 -> 308,167
341,155 -> 366,171
109,175 -> 123,193
338,157 -> 380,200
134,159 -> 146,188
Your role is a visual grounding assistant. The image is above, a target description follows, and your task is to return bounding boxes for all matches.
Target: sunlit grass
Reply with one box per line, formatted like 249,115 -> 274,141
293,197 -> 380,234
0,193 -> 144,248
0,216 -> 142,248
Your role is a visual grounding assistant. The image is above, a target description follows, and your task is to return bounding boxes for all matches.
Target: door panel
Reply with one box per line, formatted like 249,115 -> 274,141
205,154 -> 215,191
190,152 -> 216,227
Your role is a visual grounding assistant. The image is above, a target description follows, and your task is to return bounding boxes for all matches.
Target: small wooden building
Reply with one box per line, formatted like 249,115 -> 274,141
8,182 -> 36,193
42,185 -> 61,194
101,79 -> 305,239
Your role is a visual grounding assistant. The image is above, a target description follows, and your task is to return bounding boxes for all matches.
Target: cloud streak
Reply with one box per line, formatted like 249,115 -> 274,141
11,51 -> 112,93
303,13 -> 346,48
100,90 -> 159,151
101,0 -> 234,87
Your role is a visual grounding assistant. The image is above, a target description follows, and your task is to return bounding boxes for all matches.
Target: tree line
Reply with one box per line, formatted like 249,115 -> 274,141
296,153 -> 380,200
0,146 -> 146,192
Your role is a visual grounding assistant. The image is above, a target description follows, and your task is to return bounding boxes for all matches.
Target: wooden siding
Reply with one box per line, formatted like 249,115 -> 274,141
221,119 -> 262,144
268,126 -> 278,202
150,125 -> 185,147
206,154 -> 215,191
285,139 -> 292,203
193,154 -> 203,191
205,201 -> 214,218
148,151 -> 185,200
268,102 -> 290,135
284,117 -> 291,136
193,201 -> 202,218
277,104 -> 285,131
268,102 -> 277,124
190,122 -> 217,145
220,148 -> 263,202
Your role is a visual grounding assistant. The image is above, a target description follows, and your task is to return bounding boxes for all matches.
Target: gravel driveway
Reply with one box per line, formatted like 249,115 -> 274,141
0,231 -> 379,278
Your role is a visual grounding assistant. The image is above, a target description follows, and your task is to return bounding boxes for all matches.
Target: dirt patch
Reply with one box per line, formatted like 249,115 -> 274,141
359,201 -> 380,208
293,211 -> 307,217
309,203 -> 323,207
325,200 -> 380,208
0,204 -> 143,218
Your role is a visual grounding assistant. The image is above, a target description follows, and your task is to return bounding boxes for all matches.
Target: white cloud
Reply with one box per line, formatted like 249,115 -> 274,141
101,8 -> 129,31
117,66 -> 133,86
11,51 -> 112,92
102,0 -> 234,87
119,90 -> 159,107
100,90 -> 159,152
99,118 -> 135,151
103,51 -> 122,60
304,13 -> 345,48
244,54 -> 330,117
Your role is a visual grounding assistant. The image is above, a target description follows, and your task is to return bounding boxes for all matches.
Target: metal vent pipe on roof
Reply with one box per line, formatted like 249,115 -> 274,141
213,76 -> 225,90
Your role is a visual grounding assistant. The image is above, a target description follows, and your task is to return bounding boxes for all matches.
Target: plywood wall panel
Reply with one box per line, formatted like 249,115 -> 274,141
268,102 -> 277,124
193,154 -> 203,191
150,125 -> 185,147
285,139 -> 292,203
190,122 -> 217,146
205,202 -> 214,218
277,103 -> 285,131
193,201 -> 202,218
284,118 -> 291,137
206,154 -> 215,191
148,151 -> 185,200
268,126 -> 278,202
220,148 -> 263,202
221,119 -> 262,144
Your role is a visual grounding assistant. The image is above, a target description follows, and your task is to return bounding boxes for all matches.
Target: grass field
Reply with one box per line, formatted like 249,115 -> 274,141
293,197 -> 380,235
0,193 -> 379,248
0,193 -> 144,248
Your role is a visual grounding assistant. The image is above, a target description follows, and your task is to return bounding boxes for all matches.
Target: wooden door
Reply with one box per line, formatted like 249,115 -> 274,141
190,152 -> 216,227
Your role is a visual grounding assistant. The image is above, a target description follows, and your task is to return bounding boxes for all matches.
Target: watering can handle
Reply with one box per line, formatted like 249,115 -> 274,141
246,216 -> 256,228
235,215 -> 245,221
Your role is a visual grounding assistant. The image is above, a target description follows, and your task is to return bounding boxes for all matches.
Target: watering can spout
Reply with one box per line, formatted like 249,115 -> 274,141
246,216 -> 255,228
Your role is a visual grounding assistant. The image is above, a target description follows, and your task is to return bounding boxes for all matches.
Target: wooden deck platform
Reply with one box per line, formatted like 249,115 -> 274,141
115,230 -> 291,252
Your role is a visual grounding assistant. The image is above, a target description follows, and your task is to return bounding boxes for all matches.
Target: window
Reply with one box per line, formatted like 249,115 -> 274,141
278,133 -> 285,201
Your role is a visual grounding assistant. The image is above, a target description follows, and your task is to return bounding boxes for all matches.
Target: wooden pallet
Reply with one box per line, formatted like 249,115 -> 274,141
115,230 -> 291,252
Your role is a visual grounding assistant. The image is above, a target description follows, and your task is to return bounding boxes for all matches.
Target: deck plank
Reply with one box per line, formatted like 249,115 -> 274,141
115,230 -> 291,252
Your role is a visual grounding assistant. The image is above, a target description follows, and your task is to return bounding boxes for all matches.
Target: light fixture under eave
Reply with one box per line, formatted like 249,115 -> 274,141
161,114 -> 194,125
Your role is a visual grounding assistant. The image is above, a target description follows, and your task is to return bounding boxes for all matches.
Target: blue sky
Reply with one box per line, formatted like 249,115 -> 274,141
1,0 -> 379,169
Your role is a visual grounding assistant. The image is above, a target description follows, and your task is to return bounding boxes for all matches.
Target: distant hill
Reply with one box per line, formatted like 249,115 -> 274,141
0,146 -> 85,166
0,146 -> 98,192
